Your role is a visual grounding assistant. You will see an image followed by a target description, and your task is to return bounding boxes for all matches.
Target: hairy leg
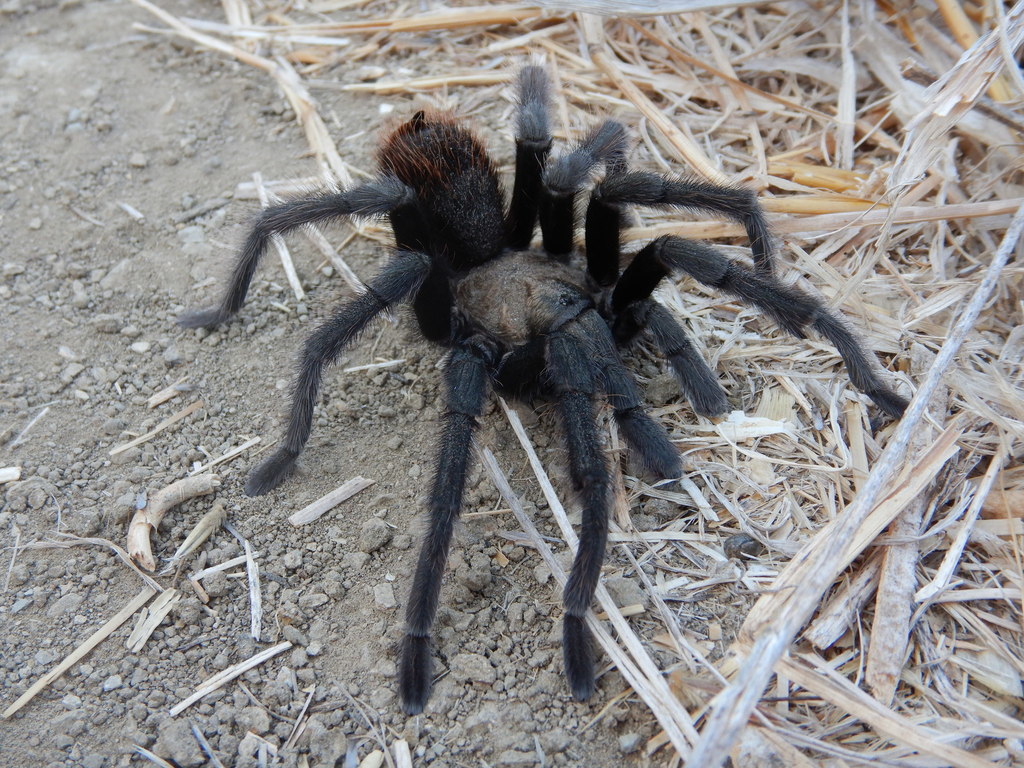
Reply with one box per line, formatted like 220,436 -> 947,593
546,328 -> 612,700
245,251 -> 431,496
399,342 -> 491,714
572,310 -> 681,478
615,236 -> 908,418
539,121 -> 628,256
612,300 -> 729,418
506,65 -> 553,248
597,171 -> 775,276
179,177 -> 414,329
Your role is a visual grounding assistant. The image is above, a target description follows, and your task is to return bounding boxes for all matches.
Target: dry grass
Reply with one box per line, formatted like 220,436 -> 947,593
125,0 -> 1024,765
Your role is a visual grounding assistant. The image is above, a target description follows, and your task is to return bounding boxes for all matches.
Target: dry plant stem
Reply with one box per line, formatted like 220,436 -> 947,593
889,2 -> 1024,190
189,721 -> 226,768
393,740 -> 412,768
134,746 -> 176,768
166,501 -> 227,567
288,475 -> 375,525
478,446 -> 698,757
30,534 -> 163,592
283,686 -> 316,750
804,553 -> 882,649
169,641 -> 292,716
244,540 -> 262,641
780,654 -> 997,768
126,588 -> 181,652
917,443 -> 1010,603
128,474 -> 221,571
935,0 -> 1013,101
633,196 -> 1023,240
187,436 -> 260,476
684,201 -> 1024,767
582,17 -> 729,185
865,432 -> 934,703
109,399 -> 203,456
2,587 -> 156,718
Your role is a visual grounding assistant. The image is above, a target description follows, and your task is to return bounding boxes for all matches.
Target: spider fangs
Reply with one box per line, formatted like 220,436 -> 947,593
178,65 -> 908,715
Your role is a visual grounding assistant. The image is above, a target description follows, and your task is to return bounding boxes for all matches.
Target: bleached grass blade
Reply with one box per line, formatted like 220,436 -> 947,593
288,476 -> 375,525
3,587 -> 156,718
127,589 -> 181,652
169,641 -> 291,715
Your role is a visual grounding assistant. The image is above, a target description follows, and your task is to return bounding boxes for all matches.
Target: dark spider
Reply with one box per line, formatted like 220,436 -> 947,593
178,65 -> 908,714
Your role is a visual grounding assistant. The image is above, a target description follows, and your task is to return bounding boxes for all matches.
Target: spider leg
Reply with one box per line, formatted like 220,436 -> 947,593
598,171 -> 775,277
546,327 -> 612,700
400,342 -> 491,715
178,177 -> 415,329
506,65 -> 553,249
573,311 -> 681,478
612,300 -> 729,418
540,121 -> 628,256
245,250 -> 431,496
614,236 -> 908,418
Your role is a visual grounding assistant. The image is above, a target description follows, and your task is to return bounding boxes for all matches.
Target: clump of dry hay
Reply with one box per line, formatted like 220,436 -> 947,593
127,0 -> 1024,764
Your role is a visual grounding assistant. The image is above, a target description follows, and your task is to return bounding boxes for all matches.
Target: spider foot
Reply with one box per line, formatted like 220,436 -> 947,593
563,615 -> 596,701
689,386 -> 730,419
869,388 -> 909,421
245,449 -> 299,496
177,306 -> 230,329
399,634 -> 433,715
617,407 -> 682,479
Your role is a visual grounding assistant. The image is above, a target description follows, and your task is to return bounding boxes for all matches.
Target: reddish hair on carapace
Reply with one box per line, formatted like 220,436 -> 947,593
377,110 -> 507,268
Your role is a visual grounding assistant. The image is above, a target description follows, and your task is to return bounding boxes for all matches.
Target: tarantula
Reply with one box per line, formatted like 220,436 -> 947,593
179,65 -> 908,714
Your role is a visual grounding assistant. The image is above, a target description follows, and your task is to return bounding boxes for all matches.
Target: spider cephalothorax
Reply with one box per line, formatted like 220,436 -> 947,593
179,65 -> 908,715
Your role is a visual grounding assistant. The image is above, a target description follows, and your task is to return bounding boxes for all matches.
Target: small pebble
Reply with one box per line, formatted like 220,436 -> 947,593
298,592 -> 328,609
373,583 -> 396,610
359,517 -> 392,553
102,675 -> 122,692
450,652 -> 496,684
618,732 -> 642,754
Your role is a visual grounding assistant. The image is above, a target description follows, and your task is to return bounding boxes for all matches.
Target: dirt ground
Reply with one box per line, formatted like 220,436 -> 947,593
0,1 -> 719,766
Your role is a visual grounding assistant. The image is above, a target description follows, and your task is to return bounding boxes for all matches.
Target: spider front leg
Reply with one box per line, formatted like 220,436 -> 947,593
178,177 -> 414,329
546,326 -> 613,700
539,121 -> 628,256
399,342 -> 491,715
506,65 -> 553,248
615,236 -> 908,418
245,250 -> 431,496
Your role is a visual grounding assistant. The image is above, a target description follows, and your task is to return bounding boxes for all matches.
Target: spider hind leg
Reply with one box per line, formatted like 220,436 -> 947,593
546,328 -> 613,700
399,343 -> 491,714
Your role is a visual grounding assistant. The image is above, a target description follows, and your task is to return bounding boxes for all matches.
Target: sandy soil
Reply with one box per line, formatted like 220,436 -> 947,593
0,1 -> 694,766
